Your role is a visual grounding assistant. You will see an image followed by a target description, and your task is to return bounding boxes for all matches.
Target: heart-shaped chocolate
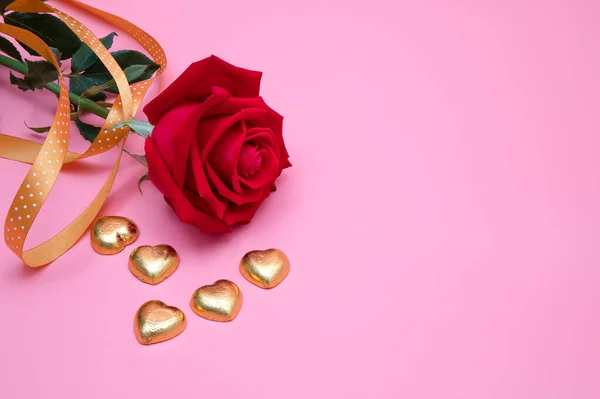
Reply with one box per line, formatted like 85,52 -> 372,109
240,249 -> 290,289
129,245 -> 179,285
91,216 -> 139,255
134,300 -> 186,345
190,280 -> 242,322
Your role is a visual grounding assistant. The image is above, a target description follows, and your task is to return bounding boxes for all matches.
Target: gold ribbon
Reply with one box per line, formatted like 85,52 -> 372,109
0,0 -> 166,267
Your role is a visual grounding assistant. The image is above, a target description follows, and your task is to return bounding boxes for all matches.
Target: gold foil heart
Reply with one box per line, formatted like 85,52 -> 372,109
134,300 -> 186,345
90,216 -> 139,255
190,280 -> 242,322
129,245 -> 179,285
240,249 -> 290,289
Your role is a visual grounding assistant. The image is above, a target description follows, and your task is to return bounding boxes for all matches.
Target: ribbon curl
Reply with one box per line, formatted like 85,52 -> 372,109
0,0 -> 166,267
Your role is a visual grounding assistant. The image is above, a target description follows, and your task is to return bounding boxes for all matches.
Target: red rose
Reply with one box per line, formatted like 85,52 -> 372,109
143,56 -> 291,232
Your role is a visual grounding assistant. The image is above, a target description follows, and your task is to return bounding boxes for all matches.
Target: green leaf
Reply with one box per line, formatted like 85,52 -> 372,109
23,60 -> 58,89
137,173 -> 149,195
0,0 -> 14,14
80,65 -> 149,98
0,35 -> 22,62
75,119 -> 101,142
24,122 -> 51,133
113,119 -> 154,138
122,64 -> 150,81
122,148 -> 148,168
70,64 -> 150,102
86,50 -> 159,92
71,32 -> 117,74
9,61 -> 58,91
9,71 -> 28,91
3,12 -> 82,59
49,47 -> 62,64
69,74 -> 107,102
131,154 -> 148,168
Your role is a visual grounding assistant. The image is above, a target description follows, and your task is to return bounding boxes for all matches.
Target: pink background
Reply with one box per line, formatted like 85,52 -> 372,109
0,0 -> 599,397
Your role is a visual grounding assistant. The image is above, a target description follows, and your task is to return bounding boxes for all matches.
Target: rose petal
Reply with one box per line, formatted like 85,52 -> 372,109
143,56 -> 262,124
205,163 -> 265,206
244,127 -> 276,149
244,128 -> 281,177
170,88 -> 232,187
238,146 -> 279,190
189,136 -> 228,218
182,187 -> 216,215
145,137 -> 231,232
207,123 -> 245,185
238,144 -> 262,179
219,97 -> 290,171
196,107 -> 267,162
150,102 -> 199,183
222,186 -> 272,225
201,97 -> 269,118
184,159 -> 199,192
261,101 -> 291,171
249,98 -> 290,171
144,136 -> 170,194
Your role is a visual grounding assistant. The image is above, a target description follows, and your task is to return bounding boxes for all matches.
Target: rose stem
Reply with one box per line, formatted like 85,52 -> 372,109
0,54 -> 110,118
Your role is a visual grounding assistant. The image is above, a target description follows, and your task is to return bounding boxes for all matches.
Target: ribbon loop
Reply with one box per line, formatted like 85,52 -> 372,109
0,0 -> 166,267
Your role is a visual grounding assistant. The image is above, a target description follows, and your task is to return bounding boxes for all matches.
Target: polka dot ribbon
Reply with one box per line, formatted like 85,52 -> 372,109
0,0 -> 166,267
